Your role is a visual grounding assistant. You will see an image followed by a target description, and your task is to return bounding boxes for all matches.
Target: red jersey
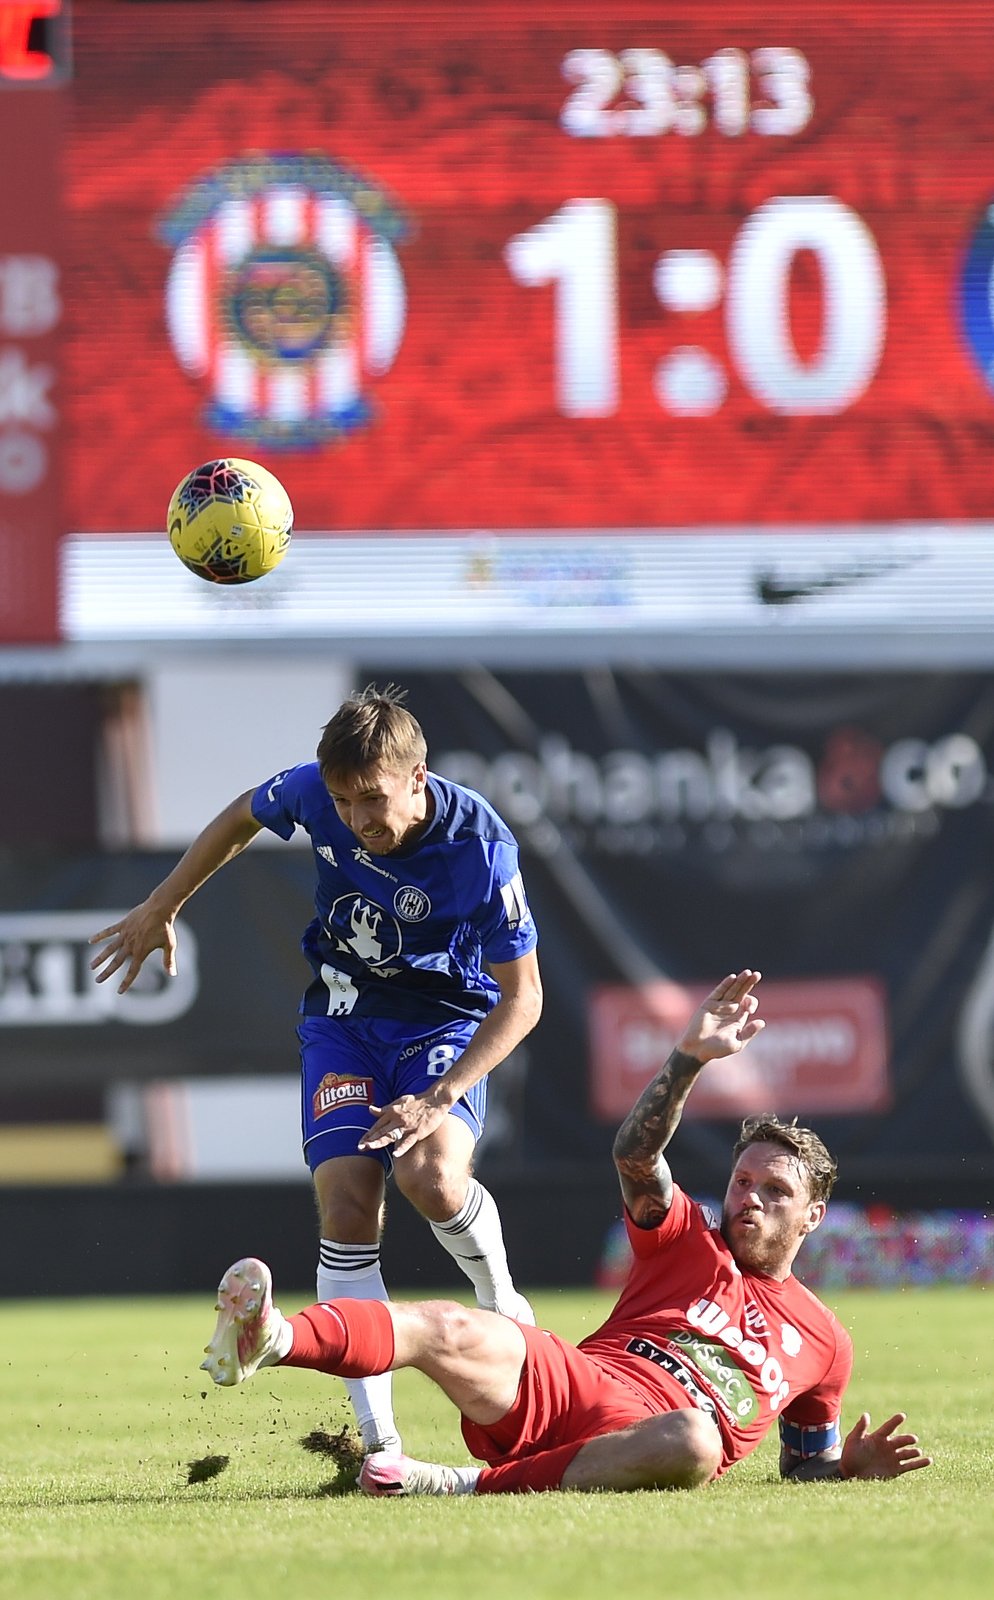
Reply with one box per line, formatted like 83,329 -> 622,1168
578,1185 -> 853,1475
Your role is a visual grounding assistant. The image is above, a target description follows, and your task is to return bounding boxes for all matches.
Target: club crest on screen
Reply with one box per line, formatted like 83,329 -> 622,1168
157,153 -> 410,448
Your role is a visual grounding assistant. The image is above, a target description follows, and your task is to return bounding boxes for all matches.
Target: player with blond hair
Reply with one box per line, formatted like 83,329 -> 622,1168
199,970 -> 930,1495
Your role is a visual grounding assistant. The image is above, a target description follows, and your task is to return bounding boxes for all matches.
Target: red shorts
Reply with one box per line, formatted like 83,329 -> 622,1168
460,1326 -> 686,1464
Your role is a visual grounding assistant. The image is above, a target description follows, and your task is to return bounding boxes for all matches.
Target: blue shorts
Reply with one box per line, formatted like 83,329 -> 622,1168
297,1014 -> 488,1173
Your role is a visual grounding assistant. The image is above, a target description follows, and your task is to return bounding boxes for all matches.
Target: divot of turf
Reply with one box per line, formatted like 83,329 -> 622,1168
299,1426 -> 364,1494
185,1453 -> 230,1485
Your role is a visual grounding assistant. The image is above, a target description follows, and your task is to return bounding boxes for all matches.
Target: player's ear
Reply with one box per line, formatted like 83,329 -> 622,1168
802,1200 -> 827,1236
412,762 -> 427,791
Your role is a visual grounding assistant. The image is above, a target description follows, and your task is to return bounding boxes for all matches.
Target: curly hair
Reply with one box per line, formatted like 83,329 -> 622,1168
732,1114 -> 838,1204
316,683 -> 427,780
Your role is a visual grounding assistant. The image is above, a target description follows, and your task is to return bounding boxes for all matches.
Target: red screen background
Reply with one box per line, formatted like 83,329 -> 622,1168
65,0 -> 994,534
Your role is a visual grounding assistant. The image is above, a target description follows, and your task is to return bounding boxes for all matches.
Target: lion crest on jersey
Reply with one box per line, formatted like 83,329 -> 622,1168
328,892 -> 402,970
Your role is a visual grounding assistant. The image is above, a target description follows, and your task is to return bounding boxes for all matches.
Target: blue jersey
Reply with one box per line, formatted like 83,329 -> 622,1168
251,764 -> 537,1024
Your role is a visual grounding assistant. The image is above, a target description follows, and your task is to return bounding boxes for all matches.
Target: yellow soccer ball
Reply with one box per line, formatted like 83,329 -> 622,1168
167,458 -> 293,584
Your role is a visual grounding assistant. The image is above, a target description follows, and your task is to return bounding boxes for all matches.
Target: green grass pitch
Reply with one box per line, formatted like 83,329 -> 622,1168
0,1285 -> 991,1600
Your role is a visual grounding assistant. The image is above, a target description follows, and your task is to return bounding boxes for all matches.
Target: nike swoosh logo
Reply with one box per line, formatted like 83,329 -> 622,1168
756,554 -> 915,607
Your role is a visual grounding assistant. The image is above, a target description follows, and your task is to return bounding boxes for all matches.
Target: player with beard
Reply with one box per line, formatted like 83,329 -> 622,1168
197,969 -> 930,1495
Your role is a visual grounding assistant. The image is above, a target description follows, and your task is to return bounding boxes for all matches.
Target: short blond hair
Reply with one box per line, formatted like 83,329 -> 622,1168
317,683 -> 427,781
732,1115 -> 838,1204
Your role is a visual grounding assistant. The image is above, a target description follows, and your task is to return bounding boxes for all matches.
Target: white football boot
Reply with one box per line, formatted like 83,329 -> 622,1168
359,1451 -> 480,1497
200,1257 -> 290,1386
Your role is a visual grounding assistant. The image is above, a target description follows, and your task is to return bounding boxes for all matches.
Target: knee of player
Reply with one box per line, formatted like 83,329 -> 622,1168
412,1298 -> 488,1358
313,1153 -> 386,1241
317,1189 -> 385,1242
620,1409 -> 723,1490
654,1408 -> 723,1487
393,1152 -> 467,1219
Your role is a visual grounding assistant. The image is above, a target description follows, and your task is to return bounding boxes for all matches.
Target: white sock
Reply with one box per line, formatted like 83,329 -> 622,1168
451,1465 -> 481,1494
317,1240 -> 401,1454
263,1310 -> 295,1365
430,1179 -> 522,1313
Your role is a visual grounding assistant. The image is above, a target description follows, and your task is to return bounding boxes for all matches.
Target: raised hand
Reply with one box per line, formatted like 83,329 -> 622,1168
677,970 -> 765,1064
840,1412 -> 932,1480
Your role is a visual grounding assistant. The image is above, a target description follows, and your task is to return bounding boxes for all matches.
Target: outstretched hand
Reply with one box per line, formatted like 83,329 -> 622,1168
840,1412 -> 932,1480
89,901 -> 178,994
677,970 -> 765,1064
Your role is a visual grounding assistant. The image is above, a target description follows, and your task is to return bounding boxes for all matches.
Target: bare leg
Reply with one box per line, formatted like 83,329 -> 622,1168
561,1410 -> 722,1491
391,1122 -> 474,1224
395,1121 -> 533,1322
275,1293 -> 527,1425
387,1300 -> 527,1425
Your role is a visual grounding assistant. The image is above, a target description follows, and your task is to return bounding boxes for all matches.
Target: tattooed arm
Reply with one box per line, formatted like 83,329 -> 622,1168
612,970 -> 765,1229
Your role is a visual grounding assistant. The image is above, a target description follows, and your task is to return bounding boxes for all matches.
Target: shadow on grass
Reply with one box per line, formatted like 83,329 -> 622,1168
2,1479 -> 360,1510
3,1429 -> 366,1510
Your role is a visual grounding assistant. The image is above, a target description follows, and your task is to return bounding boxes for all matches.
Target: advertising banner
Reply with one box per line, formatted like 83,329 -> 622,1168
589,975 -> 891,1122
0,851 -> 307,1086
66,0 -> 994,536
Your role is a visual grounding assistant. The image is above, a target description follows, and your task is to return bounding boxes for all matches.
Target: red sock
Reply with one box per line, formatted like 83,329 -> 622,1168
474,1440 -> 587,1494
283,1299 -> 396,1378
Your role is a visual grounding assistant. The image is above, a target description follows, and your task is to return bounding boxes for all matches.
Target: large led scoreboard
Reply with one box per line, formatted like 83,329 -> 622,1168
5,1 -> 994,639
64,0 -> 994,535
